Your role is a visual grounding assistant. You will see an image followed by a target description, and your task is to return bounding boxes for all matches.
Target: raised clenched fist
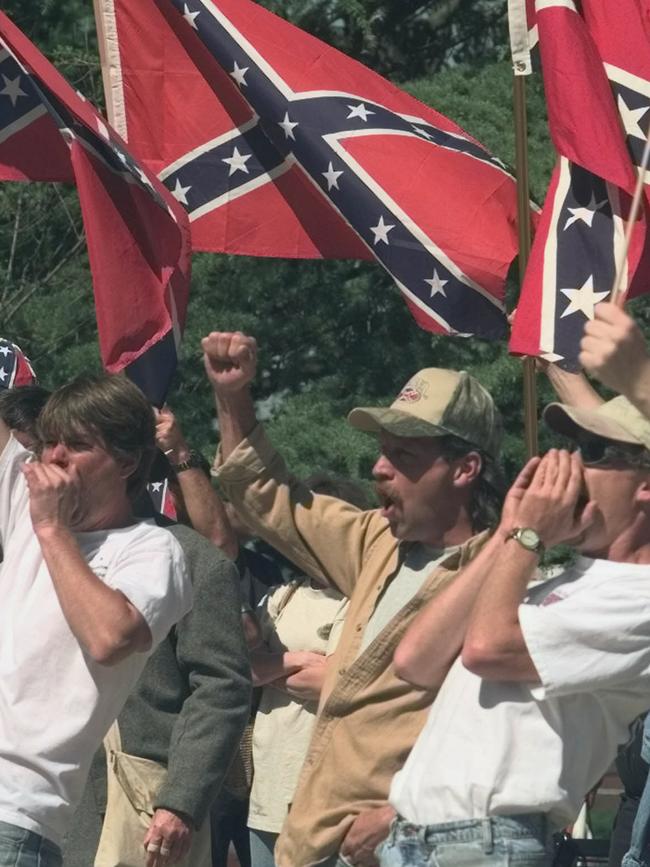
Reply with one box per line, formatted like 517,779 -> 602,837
201,331 -> 258,394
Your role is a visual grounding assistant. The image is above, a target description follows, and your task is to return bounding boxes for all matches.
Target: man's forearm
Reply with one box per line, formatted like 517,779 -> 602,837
175,468 -> 239,558
214,389 -> 257,462
393,530 -> 504,690
462,536 -> 539,681
36,525 -> 150,664
545,366 -> 603,408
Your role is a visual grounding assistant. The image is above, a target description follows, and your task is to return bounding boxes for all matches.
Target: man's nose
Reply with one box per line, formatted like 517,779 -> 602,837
372,453 -> 394,481
46,443 -> 69,466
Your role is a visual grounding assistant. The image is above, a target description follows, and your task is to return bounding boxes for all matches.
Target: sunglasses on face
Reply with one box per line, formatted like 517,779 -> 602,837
576,436 -> 650,468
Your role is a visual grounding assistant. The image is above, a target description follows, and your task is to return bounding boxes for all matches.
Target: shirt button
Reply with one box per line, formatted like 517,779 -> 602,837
339,667 -> 346,676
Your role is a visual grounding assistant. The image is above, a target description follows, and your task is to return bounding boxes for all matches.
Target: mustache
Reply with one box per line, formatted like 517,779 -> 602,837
375,484 -> 402,508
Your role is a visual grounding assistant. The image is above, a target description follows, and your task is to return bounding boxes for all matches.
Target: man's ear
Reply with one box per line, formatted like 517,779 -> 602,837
452,451 -> 482,488
635,476 -> 650,506
117,454 -> 139,483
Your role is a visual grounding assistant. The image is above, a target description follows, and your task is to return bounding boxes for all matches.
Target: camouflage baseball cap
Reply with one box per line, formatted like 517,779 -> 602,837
348,368 -> 502,458
544,395 -> 650,452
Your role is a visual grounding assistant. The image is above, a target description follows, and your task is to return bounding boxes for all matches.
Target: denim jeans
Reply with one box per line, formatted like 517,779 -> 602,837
249,828 -> 278,867
0,821 -> 62,867
622,715 -> 650,867
378,815 -> 552,867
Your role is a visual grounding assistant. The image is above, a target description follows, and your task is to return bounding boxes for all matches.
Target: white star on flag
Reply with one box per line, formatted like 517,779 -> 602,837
278,112 -> 298,140
560,276 -> 609,319
0,346 -> 10,356
150,482 -> 163,493
0,368 -> 6,382
425,270 -> 448,298
322,162 -> 343,191
229,62 -> 249,87
182,4 -> 200,29
0,74 -> 27,107
223,146 -> 252,176
412,125 -> 433,140
564,193 -> 608,230
617,94 -> 649,140
172,179 -> 191,204
347,103 -> 375,122
370,215 -> 395,245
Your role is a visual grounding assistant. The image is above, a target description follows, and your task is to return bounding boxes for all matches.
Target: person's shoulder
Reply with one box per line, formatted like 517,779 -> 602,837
165,522 -> 231,562
0,434 -> 29,474
106,519 -> 186,562
165,523 -> 239,588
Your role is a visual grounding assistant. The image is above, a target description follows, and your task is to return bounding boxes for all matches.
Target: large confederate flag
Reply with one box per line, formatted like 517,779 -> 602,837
94,0 -> 525,339
0,10 -> 191,404
510,0 -> 650,368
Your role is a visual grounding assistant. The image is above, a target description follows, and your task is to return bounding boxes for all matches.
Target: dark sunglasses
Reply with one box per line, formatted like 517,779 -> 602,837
576,435 -> 650,468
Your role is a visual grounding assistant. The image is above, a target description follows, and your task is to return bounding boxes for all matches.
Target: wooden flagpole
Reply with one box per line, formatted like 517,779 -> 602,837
513,75 -> 539,459
611,131 -> 650,306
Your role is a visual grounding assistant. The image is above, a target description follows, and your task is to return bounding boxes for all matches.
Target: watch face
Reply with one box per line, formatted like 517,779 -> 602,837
520,528 -> 541,549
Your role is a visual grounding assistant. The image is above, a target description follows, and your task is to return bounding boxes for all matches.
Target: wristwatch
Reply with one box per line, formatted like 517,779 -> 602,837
171,450 -> 210,474
507,527 -> 544,556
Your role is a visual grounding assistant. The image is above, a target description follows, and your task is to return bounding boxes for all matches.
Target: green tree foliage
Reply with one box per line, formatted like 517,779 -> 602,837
262,0 -> 509,80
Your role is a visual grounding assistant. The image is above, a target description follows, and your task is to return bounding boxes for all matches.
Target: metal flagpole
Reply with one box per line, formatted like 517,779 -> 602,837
513,74 -> 539,459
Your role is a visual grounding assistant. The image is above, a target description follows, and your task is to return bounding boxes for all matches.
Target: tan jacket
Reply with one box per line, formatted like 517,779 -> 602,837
215,426 -> 489,866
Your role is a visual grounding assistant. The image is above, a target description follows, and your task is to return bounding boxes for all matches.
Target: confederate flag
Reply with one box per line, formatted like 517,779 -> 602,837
94,0 -> 525,340
510,0 -> 650,368
0,10 -> 191,404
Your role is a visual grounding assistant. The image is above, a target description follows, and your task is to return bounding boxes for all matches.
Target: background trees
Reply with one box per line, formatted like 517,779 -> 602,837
2,0 -> 642,503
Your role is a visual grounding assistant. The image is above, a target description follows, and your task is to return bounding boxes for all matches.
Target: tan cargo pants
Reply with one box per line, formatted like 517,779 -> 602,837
95,723 -> 211,867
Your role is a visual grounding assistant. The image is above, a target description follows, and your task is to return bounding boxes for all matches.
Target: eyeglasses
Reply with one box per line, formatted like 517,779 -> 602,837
576,436 -> 650,469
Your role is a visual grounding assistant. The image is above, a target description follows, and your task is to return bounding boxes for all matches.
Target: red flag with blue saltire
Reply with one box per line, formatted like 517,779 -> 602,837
510,0 -> 650,368
0,10 -> 191,404
0,338 -> 37,389
94,0 -> 525,340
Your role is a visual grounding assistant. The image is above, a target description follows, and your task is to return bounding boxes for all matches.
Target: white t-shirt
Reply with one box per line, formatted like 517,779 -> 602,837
0,437 -> 192,844
248,579 -> 349,833
390,557 -> 650,830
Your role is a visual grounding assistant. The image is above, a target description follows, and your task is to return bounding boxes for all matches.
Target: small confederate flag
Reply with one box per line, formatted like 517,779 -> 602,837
0,338 -> 36,389
94,0 -> 525,340
510,0 -> 650,368
0,11 -> 191,404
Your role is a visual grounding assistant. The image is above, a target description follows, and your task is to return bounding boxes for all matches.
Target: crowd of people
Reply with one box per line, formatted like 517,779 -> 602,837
1,300 -> 650,867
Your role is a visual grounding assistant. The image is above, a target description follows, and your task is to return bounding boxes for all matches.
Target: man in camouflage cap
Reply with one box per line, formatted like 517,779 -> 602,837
383,395 -> 650,867
203,331 -> 504,867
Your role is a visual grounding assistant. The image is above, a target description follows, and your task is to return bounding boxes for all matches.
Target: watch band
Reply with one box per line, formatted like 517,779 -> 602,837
171,449 -> 210,474
506,526 -> 545,556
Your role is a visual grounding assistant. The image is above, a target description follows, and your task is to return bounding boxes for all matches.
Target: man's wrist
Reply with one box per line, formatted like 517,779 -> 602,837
627,359 -> 650,408
504,526 -> 544,557
166,443 -> 191,464
169,449 -> 209,474
33,521 -> 73,542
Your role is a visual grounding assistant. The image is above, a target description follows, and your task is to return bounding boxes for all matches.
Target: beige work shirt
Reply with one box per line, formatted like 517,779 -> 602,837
214,426 -> 489,867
